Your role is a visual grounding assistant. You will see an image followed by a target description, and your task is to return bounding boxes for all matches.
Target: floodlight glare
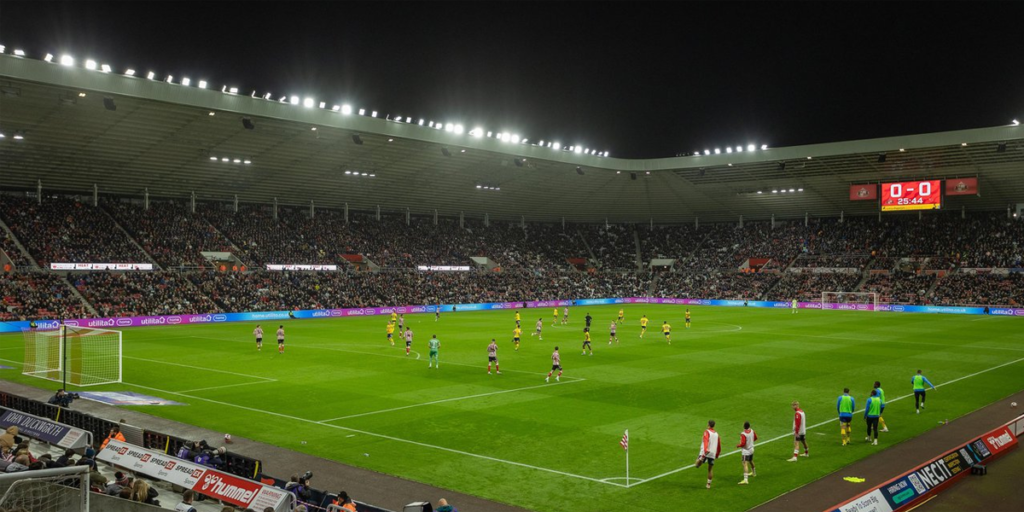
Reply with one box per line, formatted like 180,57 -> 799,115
371,111 -> 378,117
704,149 -> 710,155
319,101 -> 326,109
0,45 -> 7,54
228,87 -> 238,94
221,158 -> 229,162
233,159 -> 241,163
14,49 -> 25,57
198,80 -> 207,89
166,75 -> 174,83
303,97 -> 314,108
454,124 -> 464,134
1013,119 -> 1020,126
13,133 -> 24,140
471,127 -> 484,137
726,147 -> 733,153
345,171 -> 352,175
44,53 -> 54,62
266,93 -> 274,100
574,146 -> 583,154
761,144 -> 768,150
244,160 -> 251,164
444,123 -> 454,132
146,71 -> 155,80
418,119 -> 425,125
100,64 -> 111,73
538,140 -> 545,146
736,146 -> 743,152
406,117 -> 412,123
747,144 -> 755,151
290,96 -> 299,105
209,156 -> 218,161
510,134 -> 520,144
502,133 -> 511,143
358,108 -> 365,115
59,55 -> 74,66
714,148 -> 721,154
798,188 -> 804,192
552,142 -> 561,150
341,104 -> 353,115
85,59 -> 97,70
331,105 -> 340,111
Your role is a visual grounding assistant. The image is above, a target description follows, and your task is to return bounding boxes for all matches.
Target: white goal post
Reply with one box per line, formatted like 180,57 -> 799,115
0,465 -> 89,512
821,291 -> 878,310
22,324 -> 122,387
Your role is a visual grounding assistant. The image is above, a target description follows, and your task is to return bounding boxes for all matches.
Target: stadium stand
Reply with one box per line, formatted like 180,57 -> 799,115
103,200 -> 235,270
1,231 -> 32,268
69,272 -> 223,317
1,272 -> 87,321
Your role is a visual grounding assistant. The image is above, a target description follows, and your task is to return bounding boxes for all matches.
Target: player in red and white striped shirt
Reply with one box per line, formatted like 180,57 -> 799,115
737,421 -> 758,484
696,420 -> 721,489
487,339 -> 500,375
545,347 -> 562,383
788,401 -> 808,461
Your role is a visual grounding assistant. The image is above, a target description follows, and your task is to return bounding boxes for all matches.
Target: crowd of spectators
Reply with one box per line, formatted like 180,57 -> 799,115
655,271 -> 780,300
105,200 -> 235,269
766,272 -> 862,302
1,231 -> 31,268
930,273 -> 1024,307
1,273 -> 85,321
0,194 -> 151,268
579,224 -> 638,269
862,272 -> 936,304
70,272 -> 223,317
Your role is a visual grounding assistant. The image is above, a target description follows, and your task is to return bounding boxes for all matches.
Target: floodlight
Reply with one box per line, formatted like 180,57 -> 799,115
806,156 -> 812,160
244,160 -> 251,164
780,189 -> 786,193
14,49 -> 25,57
418,119 -> 425,125
454,124 -> 464,134
761,144 -> 768,150
538,140 -> 545,146
361,172 -> 368,176
210,156 -> 218,161
303,97 -> 314,108
574,146 -> 582,154
444,123 -> 454,132
146,71 -> 155,80
502,133 -> 511,142
510,134 -> 520,144
290,96 -> 299,105
99,64 -> 110,73
222,158 -> 229,162
798,188 -> 804,192
747,144 -> 755,152
471,127 -> 484,137
789,188 -> 795,192
331,105 -> 340,111
311,127 -> 317,131
736,146 -> 742,152
487,131 -> 493,137
726,147 -> 733,153
0,133 -> 5,138
772,190 -> 778,193
345,171 -> 352,175
757,191 -> 762,194
13,132 -> 24,140
208,112 -> 215,116
358,108 -> 365,115
1013,119 -> 1020,126
961,142 -> 968,146
60,55 -> 74,66
198,80 -> 207,89
714,148 -> 721,154
0,45 -> 5,54
552,142 -> 561,150
233,159 -> 241,163
339,104 -> 352,115
371,111 -> 378,117
476,185 -> 482,189
166,75 -> 174,83
406,117 -> 412,123
319,102 -> 326,109
44,53 -> 54,62
369,174 -> 376,177
704,149 -> 710,155
85,59 -> 97,70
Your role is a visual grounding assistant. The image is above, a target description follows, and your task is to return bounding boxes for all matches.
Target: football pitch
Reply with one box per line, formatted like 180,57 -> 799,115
2,305 -> 1023,512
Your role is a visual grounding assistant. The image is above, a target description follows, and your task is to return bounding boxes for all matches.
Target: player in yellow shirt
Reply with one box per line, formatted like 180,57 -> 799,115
386,321 -> 396,346
640,315 -> 649,338
512,326 -> 523,351
515,311 -> 521,328
685,309 -> 691,329
617,308 -> 625,324
391,311 -> 398,323
662,321 -> 671,344
582,328 -> 593,356
553,308 -> 559,326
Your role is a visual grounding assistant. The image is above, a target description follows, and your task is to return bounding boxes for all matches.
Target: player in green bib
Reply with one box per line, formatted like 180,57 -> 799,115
873,381 -> 888,432
912,370 -> 936,413
428,335 -> 441,368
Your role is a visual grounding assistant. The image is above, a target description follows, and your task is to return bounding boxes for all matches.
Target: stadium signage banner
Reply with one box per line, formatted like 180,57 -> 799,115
416,265 -> 472,271
826,424 -> 1018,512
50,262 -> 154,270
265,264 -> 337,271
99,440 -> 293,511
0,409 -> 90,449
2,298 -> 1022,334
945,177 -> 979,196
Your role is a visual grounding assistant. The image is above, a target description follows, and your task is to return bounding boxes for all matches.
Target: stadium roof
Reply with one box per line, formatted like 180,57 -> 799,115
2,54 -> 1023,224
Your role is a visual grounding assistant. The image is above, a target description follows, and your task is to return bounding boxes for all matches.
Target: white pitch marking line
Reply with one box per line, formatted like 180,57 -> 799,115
629,355 -> 1024,486
118,381 -> 625,488
319,379 -> 586,423
123,356 -> 277,381
177,380 -> 279,394
786,332 -> 1024,353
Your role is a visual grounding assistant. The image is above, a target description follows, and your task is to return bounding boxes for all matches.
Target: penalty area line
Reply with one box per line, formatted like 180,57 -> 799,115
628,355 -> 1024,487
118,381 -> 627,488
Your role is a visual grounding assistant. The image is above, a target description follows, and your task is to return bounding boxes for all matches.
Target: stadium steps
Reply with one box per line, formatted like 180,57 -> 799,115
780,253 -> 800,272
0,217 -> 40,269
576,228 -> 598,267
98,207 -> 165,271
632,227 -> 643,271
648,272 -> 660,295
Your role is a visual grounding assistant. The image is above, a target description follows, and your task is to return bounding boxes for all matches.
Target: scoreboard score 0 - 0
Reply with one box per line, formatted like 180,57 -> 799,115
880,180 -> 942,212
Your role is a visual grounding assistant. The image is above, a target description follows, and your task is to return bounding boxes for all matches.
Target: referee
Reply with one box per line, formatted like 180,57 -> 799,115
912,370 -> 937,414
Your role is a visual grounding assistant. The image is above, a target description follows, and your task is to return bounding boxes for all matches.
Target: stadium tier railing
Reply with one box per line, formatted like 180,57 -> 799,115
2,296 -> 1022,335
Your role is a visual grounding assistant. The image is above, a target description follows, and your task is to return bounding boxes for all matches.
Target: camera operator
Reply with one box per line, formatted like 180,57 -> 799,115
47,389 -> 75,408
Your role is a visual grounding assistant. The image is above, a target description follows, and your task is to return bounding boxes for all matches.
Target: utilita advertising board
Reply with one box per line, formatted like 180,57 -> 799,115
2,298 -> 1022,334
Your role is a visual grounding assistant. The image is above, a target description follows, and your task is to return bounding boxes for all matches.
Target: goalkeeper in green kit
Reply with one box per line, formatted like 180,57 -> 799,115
428,335 -> 440,369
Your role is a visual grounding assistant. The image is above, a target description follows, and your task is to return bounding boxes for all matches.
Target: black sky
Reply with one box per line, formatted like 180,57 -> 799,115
2,1 -> 1023,158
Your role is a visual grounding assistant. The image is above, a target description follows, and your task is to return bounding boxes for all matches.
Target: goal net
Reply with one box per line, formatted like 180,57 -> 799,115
22,325 -> 122,387
0,465 -> 89,512
821,291 -> 878,310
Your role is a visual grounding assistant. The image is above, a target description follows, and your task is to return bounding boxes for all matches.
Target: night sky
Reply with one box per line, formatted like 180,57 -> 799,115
3,1 -> 1023,158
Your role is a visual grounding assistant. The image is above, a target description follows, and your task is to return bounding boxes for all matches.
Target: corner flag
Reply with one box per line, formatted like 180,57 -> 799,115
620,430 -> 628,450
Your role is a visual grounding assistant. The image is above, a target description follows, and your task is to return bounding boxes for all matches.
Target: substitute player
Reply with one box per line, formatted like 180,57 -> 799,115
837,388 -> 855,446
582,328 -> 593,356
512,325 -> 523,352
253,324 -> 263,351
487,339 -> 500,374
737,421 -> 758,485
404,327 -> 414,356
545,346 -> 562,382
685,309 -> 692,329
617,308 -> 624,324
609,320 -> 618,344
428,335 -> 440,368
696,420 -> 721,489
532,318 -> 544,340
276,325 -> 285,354
386,321 -> 396,346
865,389 -> 881,445
640,315 -> 649,338
788,401 -> 808,461
874,381 -> 888,432
912,369 -> 937,413
662,321 -> 672,344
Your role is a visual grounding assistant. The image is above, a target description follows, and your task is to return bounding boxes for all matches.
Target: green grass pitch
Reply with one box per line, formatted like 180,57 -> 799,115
2,305 -> 1023,512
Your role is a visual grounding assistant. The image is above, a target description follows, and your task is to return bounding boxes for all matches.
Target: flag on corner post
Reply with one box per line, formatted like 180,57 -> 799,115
620,430 -> 629,450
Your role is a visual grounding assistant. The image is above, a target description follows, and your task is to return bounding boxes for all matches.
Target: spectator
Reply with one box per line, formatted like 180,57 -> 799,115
131,479 -> 159,505
78,458 -> 107,487
54,448 -> 76,468
333,491 -> 357,512
0,426 -> 19,452
436,498 -> 458,512
175,489 -> 198,512
100,426 -> 127,449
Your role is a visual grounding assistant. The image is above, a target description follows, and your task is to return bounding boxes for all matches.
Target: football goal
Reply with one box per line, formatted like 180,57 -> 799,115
821,291 -> 878,310
22,324 -> 122,387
